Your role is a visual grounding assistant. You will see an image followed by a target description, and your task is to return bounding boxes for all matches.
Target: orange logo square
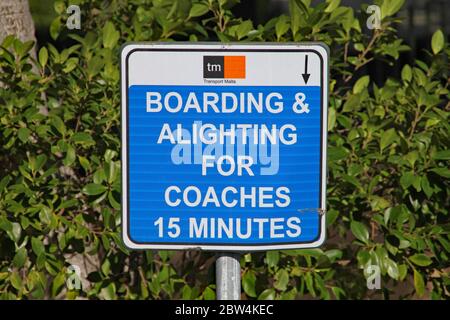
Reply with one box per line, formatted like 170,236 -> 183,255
224,56 -> 246,79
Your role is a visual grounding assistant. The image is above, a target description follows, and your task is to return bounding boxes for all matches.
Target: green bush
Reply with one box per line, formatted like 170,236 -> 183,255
0,0 -> 448,299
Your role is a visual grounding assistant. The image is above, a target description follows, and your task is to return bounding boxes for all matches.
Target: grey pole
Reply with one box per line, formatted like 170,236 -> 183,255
216,253 -> 241,300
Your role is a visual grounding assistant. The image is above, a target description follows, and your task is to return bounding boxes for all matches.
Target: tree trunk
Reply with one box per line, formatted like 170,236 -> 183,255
0,0 -> 36,44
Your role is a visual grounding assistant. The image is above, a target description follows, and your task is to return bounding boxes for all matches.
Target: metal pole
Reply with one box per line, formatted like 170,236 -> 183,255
216,253 -> 241,300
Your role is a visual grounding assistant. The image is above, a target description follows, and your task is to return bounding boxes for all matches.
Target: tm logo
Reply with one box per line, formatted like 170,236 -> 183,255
206,57 -> 222,72
203,56 -> 246,79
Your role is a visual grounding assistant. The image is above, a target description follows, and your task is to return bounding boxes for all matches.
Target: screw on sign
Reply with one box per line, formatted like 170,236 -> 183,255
121,43 -> 329,299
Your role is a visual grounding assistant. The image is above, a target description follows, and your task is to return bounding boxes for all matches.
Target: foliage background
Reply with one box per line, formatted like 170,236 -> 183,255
0,0 -> 449,299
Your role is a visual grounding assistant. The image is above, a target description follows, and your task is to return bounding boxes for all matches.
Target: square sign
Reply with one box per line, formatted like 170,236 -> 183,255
121,43 -> 328,251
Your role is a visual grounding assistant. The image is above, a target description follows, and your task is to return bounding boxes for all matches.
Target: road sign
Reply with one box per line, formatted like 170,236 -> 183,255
121,43 -> 328,251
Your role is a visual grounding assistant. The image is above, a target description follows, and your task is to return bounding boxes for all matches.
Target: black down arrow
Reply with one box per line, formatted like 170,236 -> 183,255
302,54 -> 311,84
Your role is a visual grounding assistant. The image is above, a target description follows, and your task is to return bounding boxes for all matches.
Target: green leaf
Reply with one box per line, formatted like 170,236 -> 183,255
71,132 -> 95,146
353,75 -> 370,94
203,286 -> 215,300
421,176 -> 433,198
63,145 -> 76,167
242,270 -> 257,297
398,264 -> 408,281
9,223 -> 21,243
181,285 -> 192,299
52,272 -> 66,296
39,47 -> 48,68
289,0 -> 301,37
10,271 -> 23,291
83,183 -> 107,196
18,127 -> 31,143
328,107 -> 336,131
342,94 -> 360,112
275,16 -> 290,40
304,272 -> 316,296
189,3 -> 209,18
108,192 -> 121,210
51,116 -> 66,136
63,57 -> 78,73
405,151 -> 418,168
274,269 -> 289,291
54,1 -> 65,14
324,249 -> 343,262
101,258 -> 111,276
31,237 -> 45,256
370,196 -> 390,211
437,236 -> 450,253
400,172 -> 415,189
401,65 -> 412,82
87,56 -> 104,78
35,154 -> 47,172
380,128 -> 398,152
325,0 -> 340,13
258,288 -> 275,300
409,254 -> 433,267
430,168 -> 450,178
78,156 -> 91,172
0,175 -> 11,193
292,0 -> 309,15
381,0 -> 404,19
350,221 -> 369,244
266,251 -> 280,268
413,269 -> 425,297
433,150 -> 450,160
102,22 -> 120,49
235,20 -> 253,40
100,283 -> 116,300
326,209 -> 339,227
328,146 -> 349,161
104,149 -> 118,162
385,258 -> 399,280
0,217 -> 12,234
431,29 -> 444,55
12,247 -> 27,268
49,18 -> 61,40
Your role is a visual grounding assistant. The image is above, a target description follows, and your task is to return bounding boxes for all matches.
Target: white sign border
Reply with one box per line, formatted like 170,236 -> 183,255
121,42 -> 329,251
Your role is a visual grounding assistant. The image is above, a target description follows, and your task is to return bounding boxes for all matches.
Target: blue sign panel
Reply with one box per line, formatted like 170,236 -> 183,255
121,44 -> 328,251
